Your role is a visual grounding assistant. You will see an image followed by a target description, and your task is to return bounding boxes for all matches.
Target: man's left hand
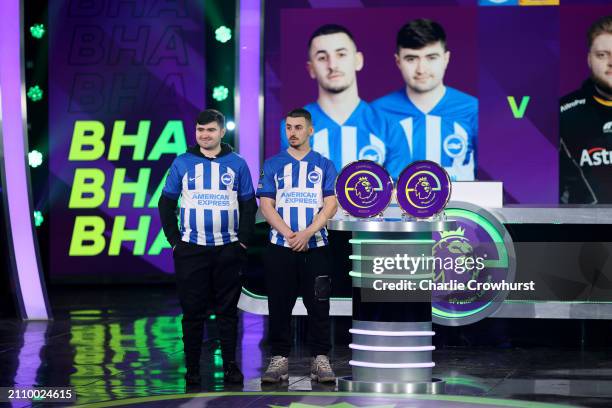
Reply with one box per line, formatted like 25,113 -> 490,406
288,230 -> 312,252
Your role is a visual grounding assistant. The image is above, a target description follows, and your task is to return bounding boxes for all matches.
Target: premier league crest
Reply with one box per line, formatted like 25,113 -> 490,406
335,160 -> 393,218
396,160 -> 451,218
431,202 -> 516,326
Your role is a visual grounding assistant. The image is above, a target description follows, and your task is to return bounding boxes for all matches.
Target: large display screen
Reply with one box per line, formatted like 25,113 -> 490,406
264,0 -> 612,204
49,1 -> 206,281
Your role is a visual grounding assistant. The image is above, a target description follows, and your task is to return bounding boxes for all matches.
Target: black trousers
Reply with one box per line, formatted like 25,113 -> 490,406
264,244 -> 332,357
173,240 -> 246,367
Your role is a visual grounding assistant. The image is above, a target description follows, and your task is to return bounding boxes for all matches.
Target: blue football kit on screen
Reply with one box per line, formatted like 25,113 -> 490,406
162,146 -> 255,246
256,150 -> 337,249
280,101 -> 408,179
373,87 -> 478,181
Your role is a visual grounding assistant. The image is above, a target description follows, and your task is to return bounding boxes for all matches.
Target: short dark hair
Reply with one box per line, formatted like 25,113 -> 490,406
588,15 -> 612,50
308,24 -> 356,51
197,109 -> 225,128
286,108 -> 312,125
396,19 -> 447,53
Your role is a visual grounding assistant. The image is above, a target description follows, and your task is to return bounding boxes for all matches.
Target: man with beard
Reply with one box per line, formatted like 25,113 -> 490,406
372,19 -> 478,181
560,15 -> 612,204
281,24 -> 406,179
260,108 -> 338,384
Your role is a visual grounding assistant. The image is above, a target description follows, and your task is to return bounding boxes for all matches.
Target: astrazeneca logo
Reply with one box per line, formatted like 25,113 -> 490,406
603,121 -> 612,134
579,147 -> 612,167
307,170 -> 322,184
443,134 -> 468,158
221,172 -> 234,186
358,144 -> 384,165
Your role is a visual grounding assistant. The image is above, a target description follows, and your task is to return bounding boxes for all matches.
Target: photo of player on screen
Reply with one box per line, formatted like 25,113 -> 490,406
280,24 -> 406,179
559,15 -> 612,204
373,19 -> 478,181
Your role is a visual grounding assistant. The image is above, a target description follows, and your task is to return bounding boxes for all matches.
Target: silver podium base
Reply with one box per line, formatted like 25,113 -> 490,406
337,376 -> 445,394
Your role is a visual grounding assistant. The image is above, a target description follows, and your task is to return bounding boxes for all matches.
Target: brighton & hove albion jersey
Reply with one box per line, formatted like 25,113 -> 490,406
373,87 -> 478,181
162,150 -> 254,246
280,101 -> 408,179
257,150 -> 336,249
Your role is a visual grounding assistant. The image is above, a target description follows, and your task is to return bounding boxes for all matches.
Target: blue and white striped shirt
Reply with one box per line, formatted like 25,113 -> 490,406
280,101 -> 407,179
162,149 -> 254,246
373,87 -> 478,181
257,150 -> 336,249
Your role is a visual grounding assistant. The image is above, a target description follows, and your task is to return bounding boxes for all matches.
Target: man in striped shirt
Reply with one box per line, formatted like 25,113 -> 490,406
258,108 -> 338,383
158,109 -> 257,386
373,19 -> 478,181
280,24 -> 407,179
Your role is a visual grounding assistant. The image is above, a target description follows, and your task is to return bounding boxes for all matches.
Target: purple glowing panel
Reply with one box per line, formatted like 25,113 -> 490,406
397,161 -> 451,218
477,7 -> 559,203
335,160 -> 393,218
48,1 -> 206,281
0,0 -> 48,319
239,0 -> 261,181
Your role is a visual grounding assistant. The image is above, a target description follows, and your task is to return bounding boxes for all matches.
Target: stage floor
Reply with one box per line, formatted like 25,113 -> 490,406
1,286 -> 611,407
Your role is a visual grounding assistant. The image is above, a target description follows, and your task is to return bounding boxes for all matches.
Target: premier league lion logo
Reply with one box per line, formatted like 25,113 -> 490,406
396,161 -> 451,218
415,176 -> 433,201
335,161 -> 393,217
354,176 -> 374,200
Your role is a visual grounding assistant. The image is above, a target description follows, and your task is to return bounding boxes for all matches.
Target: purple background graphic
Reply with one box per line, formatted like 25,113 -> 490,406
263,0 -> 477,160
48,1 -> 206,281
477,7 -> 559,203
560,5 -> 612,97
279,6 -> 478,131
265,1 -> 610,204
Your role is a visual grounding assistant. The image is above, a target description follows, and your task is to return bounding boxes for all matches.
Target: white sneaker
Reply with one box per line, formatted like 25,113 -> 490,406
310,355 -> 335,383
261,355 -> 289,383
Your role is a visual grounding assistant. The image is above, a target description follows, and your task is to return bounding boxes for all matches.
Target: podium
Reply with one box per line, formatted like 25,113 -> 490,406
328,217 -> 456,394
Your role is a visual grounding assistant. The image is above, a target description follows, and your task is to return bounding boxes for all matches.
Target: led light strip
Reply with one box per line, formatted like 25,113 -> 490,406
349,344 -> 435,352
237,0 -> 261,182
0,0 -> 49,319
349,360 -> 435,369
349,329 -> 435,337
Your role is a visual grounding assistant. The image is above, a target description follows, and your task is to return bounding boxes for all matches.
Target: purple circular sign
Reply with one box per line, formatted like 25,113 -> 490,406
335,160 -> 393,218
397,160 -> 451,218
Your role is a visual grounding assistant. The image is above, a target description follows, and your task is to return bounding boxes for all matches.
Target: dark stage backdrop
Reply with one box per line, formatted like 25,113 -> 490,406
48,1 -> 206,282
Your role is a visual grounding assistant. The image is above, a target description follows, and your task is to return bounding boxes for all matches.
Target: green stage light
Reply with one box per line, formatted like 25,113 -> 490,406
28,150 -> 43,168
27,85 -> 43,102
215,26 -> 232,43
33,211 -> 44,227
212,85 -> 229,101
30,24 -> 45,39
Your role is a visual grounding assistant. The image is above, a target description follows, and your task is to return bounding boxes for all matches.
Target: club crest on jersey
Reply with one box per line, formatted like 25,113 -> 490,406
221,172 -> 234,186
358,145 -> 384,164
307,170 -> 322,184
603,121 -> 612,134
443,134 -> 468,158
